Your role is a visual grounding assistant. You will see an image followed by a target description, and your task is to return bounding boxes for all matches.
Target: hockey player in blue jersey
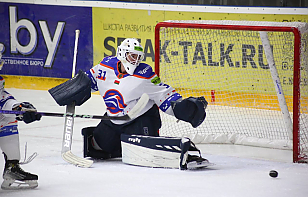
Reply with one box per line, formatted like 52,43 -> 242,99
50,38 -> 210,169
0,77 -> 41,189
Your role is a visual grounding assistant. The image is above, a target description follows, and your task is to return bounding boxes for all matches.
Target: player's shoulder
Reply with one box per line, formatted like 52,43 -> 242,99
0,89 -> 15,101
133,63 -> 156,79
99,56 -> 119,69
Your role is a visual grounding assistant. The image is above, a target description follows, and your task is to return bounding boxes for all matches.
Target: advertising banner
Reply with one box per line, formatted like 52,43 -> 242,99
0,2 -> 93,78
92,8 -> 161,67
92,7 -> 308,70
0,0 -> 306,91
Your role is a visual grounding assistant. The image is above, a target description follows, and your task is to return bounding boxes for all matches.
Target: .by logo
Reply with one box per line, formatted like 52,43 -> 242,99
8,6 -> 65,68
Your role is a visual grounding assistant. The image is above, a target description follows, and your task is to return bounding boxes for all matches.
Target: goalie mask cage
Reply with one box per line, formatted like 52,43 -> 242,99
154,20 -> 308,163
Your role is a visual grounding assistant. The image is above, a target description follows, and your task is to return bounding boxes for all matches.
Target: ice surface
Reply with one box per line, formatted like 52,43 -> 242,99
0,88 -> 307,197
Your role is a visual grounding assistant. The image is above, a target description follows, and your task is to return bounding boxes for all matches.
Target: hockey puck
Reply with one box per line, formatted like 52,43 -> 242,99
269,170 -> 278,178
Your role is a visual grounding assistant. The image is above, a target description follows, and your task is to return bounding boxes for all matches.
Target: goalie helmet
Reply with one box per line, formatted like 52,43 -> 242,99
117,38 -> 144,75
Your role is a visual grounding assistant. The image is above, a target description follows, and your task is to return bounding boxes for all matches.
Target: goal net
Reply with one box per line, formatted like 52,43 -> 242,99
154,20 -> 308,163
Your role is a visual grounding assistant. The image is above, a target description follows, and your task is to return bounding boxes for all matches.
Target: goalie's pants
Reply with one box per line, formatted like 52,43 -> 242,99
93,104 -> 161,154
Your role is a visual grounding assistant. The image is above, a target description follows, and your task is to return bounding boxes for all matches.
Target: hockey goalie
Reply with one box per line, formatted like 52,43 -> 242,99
50,38 -> 211,170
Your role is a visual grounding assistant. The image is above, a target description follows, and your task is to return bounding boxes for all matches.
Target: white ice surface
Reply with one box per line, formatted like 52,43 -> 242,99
0,88 -> 307,197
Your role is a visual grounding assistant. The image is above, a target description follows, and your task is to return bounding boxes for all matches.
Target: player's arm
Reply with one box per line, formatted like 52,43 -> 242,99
0,92 -> 41,124
159,88 -> 207,128
12,102 -> 41,124
146,74 -> 207,128
85,66 -> 99,92
85,57 -> 112,93
170,96 -> 208,128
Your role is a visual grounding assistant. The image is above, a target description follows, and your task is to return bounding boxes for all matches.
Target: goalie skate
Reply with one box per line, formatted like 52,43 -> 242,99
186,155 -> 214,169
179,138 -> 214,170
1,160 -> 38,190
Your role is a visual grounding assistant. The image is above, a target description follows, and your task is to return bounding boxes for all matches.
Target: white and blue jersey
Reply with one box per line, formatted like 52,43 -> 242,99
0,77 -> 19,137
86,56 -> 181,124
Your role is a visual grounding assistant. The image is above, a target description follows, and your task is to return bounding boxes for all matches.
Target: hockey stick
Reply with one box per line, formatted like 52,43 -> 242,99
0,93 -> 149,121
0,110 -> 131,120
60,29 -> 93,167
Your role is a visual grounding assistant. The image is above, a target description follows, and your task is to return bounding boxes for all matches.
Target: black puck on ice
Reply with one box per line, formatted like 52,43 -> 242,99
269,170 -> 278,178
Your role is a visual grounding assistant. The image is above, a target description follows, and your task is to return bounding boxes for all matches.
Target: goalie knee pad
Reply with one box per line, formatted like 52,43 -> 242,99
171,96 -> 208,128
48,70 -> 91,106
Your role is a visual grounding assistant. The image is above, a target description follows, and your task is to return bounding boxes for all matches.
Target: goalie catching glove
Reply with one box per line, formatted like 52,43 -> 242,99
13,102 -> 41,124
171,96 -> 208,128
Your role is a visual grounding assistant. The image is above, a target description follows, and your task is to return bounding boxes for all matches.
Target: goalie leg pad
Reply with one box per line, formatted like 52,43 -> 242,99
48,70 -> 91,106
179,138 -> 190,170
171,96 -> 208,128
121,134 -> 211,170
82,127 -> 121,160
121,134 -> 182,168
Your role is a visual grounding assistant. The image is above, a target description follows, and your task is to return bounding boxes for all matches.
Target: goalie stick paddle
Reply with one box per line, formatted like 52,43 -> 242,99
61,102 -> 93,168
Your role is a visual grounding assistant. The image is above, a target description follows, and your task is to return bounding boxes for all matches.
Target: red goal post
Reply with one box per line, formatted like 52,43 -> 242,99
154,20 -> 308,163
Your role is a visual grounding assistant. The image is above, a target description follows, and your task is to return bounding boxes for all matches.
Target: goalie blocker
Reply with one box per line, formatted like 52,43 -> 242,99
120,134 -> 212,170
48,69 -> 91,106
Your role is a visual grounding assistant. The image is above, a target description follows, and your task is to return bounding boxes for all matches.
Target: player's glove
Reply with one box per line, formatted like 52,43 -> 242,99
171,96 -> 208,128
13,102 -> 42,124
